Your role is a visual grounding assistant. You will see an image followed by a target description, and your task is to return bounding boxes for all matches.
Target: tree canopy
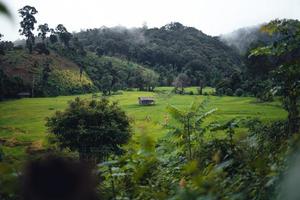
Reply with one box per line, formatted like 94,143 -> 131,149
75,22 -> 243,86
18,5 -> 38,53
46,97 -> 132,161
250,19 -> 300,134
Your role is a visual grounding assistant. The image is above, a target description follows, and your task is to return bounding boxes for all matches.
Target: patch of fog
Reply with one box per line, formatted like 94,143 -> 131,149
127,27 -> 147,44
219,24 -> 264,55
95,25 -> 147,44
13,39 -> 25,47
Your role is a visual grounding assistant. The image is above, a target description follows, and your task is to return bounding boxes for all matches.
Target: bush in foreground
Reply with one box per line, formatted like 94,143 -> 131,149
46,97 -> 131,162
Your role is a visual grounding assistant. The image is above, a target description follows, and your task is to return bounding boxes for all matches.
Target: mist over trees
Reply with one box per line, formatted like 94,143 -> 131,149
75,22 -> 243,86
2,6 -> 248,97
219,25 -> 270,55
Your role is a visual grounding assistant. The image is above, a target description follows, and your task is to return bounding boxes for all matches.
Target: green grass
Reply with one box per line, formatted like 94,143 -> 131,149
0,87 -> 287,158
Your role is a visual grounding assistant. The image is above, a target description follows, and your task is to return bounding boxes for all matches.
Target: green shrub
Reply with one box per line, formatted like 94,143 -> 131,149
225,88 -> 233,96
46,97 -> 132,161
216,88 -> 224,96
234,88 -> 244,96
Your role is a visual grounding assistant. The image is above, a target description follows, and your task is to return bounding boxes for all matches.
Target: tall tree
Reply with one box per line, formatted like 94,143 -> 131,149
172,73 -> 190,94
55,24 -> 72,47
18,6 -> 38,54
29,61 -> 41,97
49,28 -> 58,44
141,69 -> 159,91
37,23 -> 50,43
197,73 -> 206,95
99,61 -> 120,95
40,59 -> 52,91
251,19 -> 300,134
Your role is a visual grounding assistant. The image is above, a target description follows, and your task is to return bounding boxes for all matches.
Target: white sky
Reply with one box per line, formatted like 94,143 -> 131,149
1,0 -> 300,41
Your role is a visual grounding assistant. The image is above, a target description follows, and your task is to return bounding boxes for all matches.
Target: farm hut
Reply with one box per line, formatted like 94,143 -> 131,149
138,97 -> 155,105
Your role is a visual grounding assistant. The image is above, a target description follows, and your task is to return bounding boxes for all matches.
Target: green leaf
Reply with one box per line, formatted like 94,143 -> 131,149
195,108 -> 217,124
98,160 -> 118,167
112,173 -> 126,177
166,104 -> 184,121
190,100 -> 200,111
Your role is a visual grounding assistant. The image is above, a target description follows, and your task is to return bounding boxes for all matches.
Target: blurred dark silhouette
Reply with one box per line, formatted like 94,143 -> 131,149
22,155 -> 99,200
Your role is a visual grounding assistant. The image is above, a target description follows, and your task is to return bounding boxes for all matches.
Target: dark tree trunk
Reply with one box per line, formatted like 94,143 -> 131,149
79,66 -> 83,81
199,86 -> 203,95
186,117 -> 192,160
31,77 -> 35,97
109,166 -> 116,200
288,95 -> 299,134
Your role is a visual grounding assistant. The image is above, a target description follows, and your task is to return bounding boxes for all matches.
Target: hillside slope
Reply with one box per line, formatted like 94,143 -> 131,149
82,53 -> 159,93
0,49 -> 159,98
0,50 -> 97,98
76,22 -> 244,85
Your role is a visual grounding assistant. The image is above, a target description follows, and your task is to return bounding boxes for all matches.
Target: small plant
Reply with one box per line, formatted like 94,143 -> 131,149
211,118 -> 240,146
166,98 -> 217,160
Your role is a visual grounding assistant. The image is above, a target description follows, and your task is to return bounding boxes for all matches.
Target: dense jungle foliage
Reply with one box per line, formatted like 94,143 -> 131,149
75,22 -> 243,86
0,3 -> 300,200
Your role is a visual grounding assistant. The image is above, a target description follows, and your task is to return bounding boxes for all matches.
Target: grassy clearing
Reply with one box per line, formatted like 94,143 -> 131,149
0,87 -> 287,158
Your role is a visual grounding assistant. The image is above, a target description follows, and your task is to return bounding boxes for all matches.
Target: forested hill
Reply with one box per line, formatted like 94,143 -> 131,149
0,49 -> 157,98
76,22 -> 244,86
219,25 -> 275,55
0,50 -> 97,97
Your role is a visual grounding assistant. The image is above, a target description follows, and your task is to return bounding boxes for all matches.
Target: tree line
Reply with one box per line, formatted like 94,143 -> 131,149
0,5 -> 160,98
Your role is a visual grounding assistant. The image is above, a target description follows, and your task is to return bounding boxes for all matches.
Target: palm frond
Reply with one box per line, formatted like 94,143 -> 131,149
199,98 -> 209,109
196,108 -> 217,124
98,160 -> 118,167
190,99 -> 201,111
166,104 -> 184,121
210,122 -> 227,131
166,128 -> 182,137
190,98 -> 209,113
210,118 -> 239,131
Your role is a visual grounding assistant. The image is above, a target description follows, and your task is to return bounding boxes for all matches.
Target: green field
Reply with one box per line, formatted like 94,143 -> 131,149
0,87 -> 287,159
